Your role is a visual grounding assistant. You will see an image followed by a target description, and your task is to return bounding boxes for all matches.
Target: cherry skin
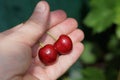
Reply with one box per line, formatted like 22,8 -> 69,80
54,34 -> 73,54
38,44 -> 58,65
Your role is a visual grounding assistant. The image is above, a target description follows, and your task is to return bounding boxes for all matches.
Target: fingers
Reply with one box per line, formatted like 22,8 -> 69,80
37,22 -> 84,79
32,18 -> 78,56
40,18 -> 78,44
49,10 -> 67,28
32,28 -> 84,58
32,19 -> 82,57
68,29 -> 84,42
46,42 -> 84,80
5,1 -> 50,46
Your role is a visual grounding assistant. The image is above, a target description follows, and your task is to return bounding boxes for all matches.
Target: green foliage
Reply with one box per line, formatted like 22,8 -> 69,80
81,67 -> 106,80
69,60 -> 83,80
84,8 -> 114,33
84,0 -> 120,37
80,42 -> 96,64
108,35 -> 120,53
104,53 -> 114,61
83,0 -> 120,80
116,25 -> 120,39
114,0 -> 120,25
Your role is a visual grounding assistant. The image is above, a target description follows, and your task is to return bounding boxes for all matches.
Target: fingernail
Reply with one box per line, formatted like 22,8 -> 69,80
36,1 -> 46,13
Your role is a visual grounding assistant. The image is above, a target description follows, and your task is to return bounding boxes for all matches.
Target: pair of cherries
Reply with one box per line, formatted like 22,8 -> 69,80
38,34 -> 73,65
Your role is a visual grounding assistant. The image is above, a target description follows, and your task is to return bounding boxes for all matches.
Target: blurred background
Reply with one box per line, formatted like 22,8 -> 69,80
0,0 -> 120,80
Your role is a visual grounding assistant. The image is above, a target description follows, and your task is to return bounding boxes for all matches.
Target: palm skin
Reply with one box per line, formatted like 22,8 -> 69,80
0,1 -> 84,80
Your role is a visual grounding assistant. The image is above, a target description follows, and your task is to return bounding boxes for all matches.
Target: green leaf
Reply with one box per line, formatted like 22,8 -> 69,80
84,0 -> 115,33
90,0 -> 115,9
80,42 -> 96,64
81,67 -> 106,80
69,70 -> 83,80
69,60 -> 83,80
114,0 -> 120,25
108,35 -> 119,49
84,9 -> 114,33
104,53 -> 114,61
116,25 -> 120,39
63,77 -> 70,80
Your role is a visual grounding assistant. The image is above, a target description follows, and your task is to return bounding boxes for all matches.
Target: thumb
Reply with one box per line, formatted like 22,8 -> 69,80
7,1 -> 50,46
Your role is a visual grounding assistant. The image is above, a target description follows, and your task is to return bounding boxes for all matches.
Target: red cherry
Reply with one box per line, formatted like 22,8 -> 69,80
54,34 -> 73,54
38,44 -> 58,65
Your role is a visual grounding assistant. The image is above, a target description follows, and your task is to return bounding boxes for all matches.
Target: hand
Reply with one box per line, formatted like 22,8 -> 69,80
0,1 -> 84,80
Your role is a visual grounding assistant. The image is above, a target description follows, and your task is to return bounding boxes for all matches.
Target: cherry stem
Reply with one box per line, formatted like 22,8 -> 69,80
47,32 -> 57,41
39,43 -> 44,47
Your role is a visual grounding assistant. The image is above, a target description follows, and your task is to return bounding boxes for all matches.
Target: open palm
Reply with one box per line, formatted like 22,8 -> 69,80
0,1 -> 84,80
